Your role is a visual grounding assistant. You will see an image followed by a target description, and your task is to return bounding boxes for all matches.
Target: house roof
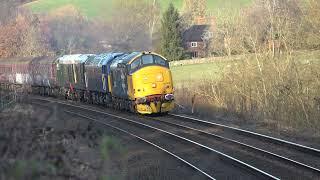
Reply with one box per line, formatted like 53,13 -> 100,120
183,25 -> 210,42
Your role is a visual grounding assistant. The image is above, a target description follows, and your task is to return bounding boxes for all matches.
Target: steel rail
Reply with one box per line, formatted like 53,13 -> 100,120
170,114 -> 320,156
32,97 -> 280,180
63,110 -> 216,180
151,117 -> 320,174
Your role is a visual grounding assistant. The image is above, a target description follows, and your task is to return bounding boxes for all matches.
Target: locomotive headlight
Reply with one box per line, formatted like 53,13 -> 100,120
156,73 -> 163,82
136,97 -> 147,104
165,94 -> 174,101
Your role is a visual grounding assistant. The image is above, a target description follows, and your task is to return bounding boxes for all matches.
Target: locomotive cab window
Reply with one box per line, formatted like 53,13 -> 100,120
128,54 -> 169,74
154,55 -> 168,67
141,55 -> 153,65
129,58 -> 141,72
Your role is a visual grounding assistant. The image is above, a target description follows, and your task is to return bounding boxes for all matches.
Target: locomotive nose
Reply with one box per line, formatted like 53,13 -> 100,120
142,72 -> 164,83
156,73 -> 163,82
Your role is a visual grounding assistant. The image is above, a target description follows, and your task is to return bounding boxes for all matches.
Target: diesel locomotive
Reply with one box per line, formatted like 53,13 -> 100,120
0,52 -> 174,114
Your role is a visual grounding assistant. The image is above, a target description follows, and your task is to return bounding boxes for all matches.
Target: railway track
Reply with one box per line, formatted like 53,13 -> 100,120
31,97 -> 278,180
166,114 -> 320,170
30,96 -> 320,179
143,115 -> 320,179
170,114 -> 320,156
30,101 -> 214,179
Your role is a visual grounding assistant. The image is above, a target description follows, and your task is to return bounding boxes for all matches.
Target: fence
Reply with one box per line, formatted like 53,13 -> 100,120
169,54 -> 247,67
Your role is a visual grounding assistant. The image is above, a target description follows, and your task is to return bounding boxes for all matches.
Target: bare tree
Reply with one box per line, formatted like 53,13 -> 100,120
0,0 -> 34,25
0,0 -> 18,26
0,11 -> 48,58
209,0 -> 305,57
45,12 -> 102,55
103,0 -> 154,51
241,0 -> 303,55
147,0 -> 161,41
182,0 -> 207,24
210,8 -> 246,56
47,16 -> 83,54
301,0 -> 320,49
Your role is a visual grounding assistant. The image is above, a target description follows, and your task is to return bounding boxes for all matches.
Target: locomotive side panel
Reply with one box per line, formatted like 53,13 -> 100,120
72,63 -> 86,90
56,63 -> 71,89
57,54 -> 95,93
110,67 -> 129,99
85,66 -> 103,92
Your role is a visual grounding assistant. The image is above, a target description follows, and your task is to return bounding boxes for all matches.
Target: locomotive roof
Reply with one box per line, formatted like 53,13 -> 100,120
109,52 -> 141,69
57,54 -> 95,64
85,52 -> 142,67
114,52 -> 141,64
0,52 -> 165,66
85,52 -> 124,66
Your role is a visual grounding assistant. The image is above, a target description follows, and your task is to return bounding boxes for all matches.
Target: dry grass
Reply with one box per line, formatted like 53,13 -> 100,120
174,51 -> 320,134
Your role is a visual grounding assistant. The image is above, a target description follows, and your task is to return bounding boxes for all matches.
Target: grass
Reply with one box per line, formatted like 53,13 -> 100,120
171,61 -> 231,83
171,50 -> 320,84
26,0 -> 114,18
207,0 -> 252,11
25,0 -> 253,18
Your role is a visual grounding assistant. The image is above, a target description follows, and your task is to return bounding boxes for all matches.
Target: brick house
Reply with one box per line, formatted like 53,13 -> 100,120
182,24 -> 213,58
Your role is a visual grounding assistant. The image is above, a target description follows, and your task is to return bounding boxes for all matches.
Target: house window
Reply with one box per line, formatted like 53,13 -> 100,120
192,52 -> 198,58
191,42 -> 198,47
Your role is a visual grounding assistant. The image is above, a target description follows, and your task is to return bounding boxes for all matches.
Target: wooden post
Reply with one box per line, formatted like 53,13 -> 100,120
191,94 -> 196,114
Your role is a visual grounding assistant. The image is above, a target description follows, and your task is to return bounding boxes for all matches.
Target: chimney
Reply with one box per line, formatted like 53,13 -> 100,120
195,16 -> 206,25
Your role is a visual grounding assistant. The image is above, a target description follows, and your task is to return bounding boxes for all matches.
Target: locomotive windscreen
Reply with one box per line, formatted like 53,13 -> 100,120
128,55 -> 168,74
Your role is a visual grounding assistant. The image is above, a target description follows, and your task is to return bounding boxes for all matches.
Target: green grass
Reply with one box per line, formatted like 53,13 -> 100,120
26,0 -> 114,18
170,50 -> 320,85
171,61 -> 232,83
25,0 -> 253,18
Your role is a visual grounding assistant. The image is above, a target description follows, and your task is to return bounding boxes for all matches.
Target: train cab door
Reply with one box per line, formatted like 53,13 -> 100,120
102,65 -> 109,92
111,63 -> 128,99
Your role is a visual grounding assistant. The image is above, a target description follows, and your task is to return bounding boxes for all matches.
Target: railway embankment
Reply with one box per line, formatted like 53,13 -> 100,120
29,97 -> 320,179
0,101 -> 197,179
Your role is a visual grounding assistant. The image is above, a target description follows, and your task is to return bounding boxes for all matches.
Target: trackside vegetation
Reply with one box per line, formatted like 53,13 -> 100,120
172,50 -> 320,134
170,0 -> 320,135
